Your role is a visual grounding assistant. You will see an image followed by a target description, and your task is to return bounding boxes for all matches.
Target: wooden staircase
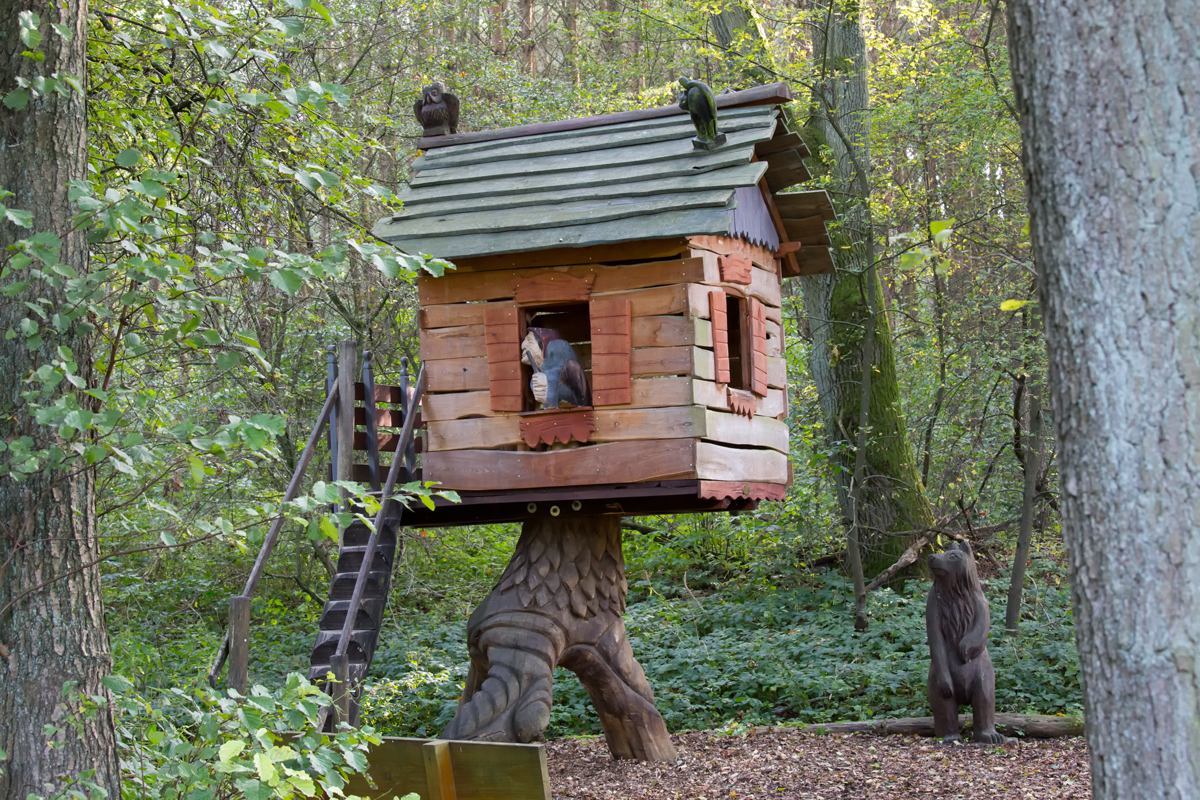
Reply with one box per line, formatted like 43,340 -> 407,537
307,513 -> 401,720
206,340 -> 425,733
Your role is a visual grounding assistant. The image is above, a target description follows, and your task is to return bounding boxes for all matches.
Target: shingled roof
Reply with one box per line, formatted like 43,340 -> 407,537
374,82 -> 834,273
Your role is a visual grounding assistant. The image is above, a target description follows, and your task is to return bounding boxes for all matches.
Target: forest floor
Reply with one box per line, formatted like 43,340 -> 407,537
545,728 -> 1090,799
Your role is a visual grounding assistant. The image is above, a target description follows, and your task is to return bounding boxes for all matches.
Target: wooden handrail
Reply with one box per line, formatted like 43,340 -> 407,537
333,367 -> 426,662
207,383 -> 340,687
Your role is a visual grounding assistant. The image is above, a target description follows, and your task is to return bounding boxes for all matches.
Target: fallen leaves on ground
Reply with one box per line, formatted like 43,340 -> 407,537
546,729 -> 1090,799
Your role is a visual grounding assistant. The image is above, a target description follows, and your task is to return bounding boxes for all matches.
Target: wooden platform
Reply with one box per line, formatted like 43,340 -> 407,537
395,479 -> 770,528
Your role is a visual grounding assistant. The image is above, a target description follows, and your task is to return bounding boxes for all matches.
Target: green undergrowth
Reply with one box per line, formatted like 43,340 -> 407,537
359,560 -> 1082,739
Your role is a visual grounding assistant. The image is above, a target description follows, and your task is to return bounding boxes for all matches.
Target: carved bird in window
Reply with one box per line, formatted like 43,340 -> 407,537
521,328 -> 590,409
677,77 -> 726,151
414,81 -> 460,137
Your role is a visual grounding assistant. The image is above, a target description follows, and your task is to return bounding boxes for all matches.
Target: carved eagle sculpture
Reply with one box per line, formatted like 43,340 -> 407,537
521,328 -> 590,409
677,76 -> 726,151
414,81 -> 460,137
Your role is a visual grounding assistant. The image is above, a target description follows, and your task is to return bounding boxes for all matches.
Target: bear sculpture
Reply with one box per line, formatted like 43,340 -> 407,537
926,541 -> 1005,744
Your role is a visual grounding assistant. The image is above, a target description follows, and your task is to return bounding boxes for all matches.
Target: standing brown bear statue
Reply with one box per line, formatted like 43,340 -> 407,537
926,541 -> 1006,744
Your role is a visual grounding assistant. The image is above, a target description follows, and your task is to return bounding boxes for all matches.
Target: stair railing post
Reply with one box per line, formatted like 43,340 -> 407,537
362,351 -> 381,493
326,345 -> 339,509
329,654 -> 351,728
400,357 -> 417,478
227,595 -> 251,693
336,339 -> 356,520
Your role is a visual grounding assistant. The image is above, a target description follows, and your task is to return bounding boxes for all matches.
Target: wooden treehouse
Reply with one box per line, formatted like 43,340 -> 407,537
210,81 -> 836,776
378,81 -> 836,528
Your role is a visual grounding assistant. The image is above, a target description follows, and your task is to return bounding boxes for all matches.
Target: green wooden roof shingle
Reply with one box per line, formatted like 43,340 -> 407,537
373,82 -> 834,264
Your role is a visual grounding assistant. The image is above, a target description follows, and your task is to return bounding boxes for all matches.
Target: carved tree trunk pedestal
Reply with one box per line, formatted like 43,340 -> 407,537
440,514 -> 677,761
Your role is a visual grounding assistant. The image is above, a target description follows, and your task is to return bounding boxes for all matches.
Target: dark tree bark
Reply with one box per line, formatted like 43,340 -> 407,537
0,2 -> 120,798
1007,0 -> 1200,796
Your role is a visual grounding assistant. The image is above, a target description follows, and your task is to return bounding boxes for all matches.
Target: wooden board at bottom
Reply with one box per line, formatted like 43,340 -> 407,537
342,736 -> 551,800
702,409 -> 789,453
695,441 -> 788,483
423,439 -> 696,490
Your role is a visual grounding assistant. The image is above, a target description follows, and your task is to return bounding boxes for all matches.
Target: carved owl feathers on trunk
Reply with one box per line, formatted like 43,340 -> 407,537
414,81 -> 460,137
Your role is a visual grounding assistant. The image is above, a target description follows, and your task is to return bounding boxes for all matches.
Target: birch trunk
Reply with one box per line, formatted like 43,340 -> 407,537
0,1 -> 121,798
1007,0 -> 1200,795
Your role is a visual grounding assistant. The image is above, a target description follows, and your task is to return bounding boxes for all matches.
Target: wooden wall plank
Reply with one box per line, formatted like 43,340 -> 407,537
593,406 -> 705,441
768,355 -> 786,388
630,346 -> 691,377
702,409 -> 789,453
418,257 -> 706,305
692,378 -> 785,418
422,390 -> 495,421
693,346 -> 717,382
420,324 -> 486,361
423,440 -> 697,490
695,441 -> 788,483
766,319 -> 782,356
426,357 -> 489,392
426,415 -> 522,451
691,250 -> 782,314
422,302 -> 491,330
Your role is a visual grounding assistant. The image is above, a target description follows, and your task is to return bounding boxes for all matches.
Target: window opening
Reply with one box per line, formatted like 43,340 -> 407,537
520,303 -> 592,413
725,294 -> 748,390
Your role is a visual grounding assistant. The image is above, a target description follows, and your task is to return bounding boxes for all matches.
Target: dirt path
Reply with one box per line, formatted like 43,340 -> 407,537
546,729 -> 1090,799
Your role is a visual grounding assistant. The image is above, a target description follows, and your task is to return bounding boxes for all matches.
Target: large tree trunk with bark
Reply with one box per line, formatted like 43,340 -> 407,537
0,2 -> 120,799
1006,0 -> 1200,796
803,1 -> 935,578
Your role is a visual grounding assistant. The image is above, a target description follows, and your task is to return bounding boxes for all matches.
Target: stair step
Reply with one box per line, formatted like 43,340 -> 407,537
318,598 -> 385,631
342,524 -> 397,548
308,661 -> 370,683
329,572 -> 389,600
335,548 -> 393,573
310,629 -> 377,662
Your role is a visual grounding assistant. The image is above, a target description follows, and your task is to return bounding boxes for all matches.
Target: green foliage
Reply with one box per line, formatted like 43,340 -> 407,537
355,542 -> 1080,738
109,674 -> 383,800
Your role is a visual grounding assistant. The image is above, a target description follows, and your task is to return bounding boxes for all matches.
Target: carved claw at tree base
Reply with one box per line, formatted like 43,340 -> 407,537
440,515 -> 677,762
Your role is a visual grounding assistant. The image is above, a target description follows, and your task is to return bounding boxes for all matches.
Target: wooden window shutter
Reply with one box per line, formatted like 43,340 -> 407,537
483,302 -> 522,411
709,289 -> 731,385
749,298 -> 769,396
589,298 -> 631,406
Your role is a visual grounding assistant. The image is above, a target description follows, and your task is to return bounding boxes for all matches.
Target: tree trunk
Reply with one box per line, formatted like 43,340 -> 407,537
1006,301 -> 1044,635
442,515 -> 676,761
1007,0 -> 1200,795
600,0 -> 618,60
519,0 -> 534,74
0,2 -> 121,799
802,0 -> 935,580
